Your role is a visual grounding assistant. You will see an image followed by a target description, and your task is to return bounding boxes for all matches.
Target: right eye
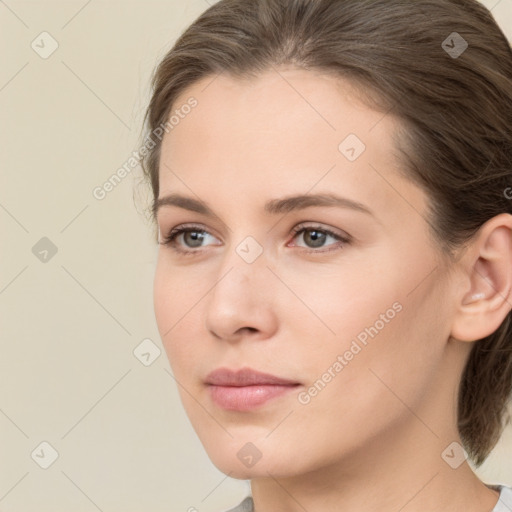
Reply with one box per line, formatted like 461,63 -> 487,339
160,224 -> 221,255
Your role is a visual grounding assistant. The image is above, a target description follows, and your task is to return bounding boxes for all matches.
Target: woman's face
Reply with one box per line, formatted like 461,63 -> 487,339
153,68 -> 462,478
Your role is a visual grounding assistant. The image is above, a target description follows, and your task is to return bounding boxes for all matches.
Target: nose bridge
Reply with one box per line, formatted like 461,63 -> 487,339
204,231 -> 274,339
213,233 -> 267,298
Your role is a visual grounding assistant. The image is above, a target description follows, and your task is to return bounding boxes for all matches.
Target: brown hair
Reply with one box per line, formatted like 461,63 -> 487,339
139,0 -> 512,466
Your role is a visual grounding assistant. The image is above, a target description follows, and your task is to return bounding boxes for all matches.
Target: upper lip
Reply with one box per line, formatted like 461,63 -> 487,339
205,367 -> 300,386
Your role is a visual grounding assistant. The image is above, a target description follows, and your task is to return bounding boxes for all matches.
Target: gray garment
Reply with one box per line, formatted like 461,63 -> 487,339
224,495 -> 253,512
223,485 -> 512,512
492,485 -> 512,512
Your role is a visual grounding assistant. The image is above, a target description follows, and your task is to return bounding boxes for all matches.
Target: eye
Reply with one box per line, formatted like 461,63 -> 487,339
289,224 -> 351,253
159,224 -> 220,255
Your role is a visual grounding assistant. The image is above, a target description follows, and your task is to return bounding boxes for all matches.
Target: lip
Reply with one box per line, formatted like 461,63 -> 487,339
205,367 -> 300,386
205,367 -> 301,411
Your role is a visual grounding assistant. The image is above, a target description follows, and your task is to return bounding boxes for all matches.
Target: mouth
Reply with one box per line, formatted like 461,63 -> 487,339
204,367 -> 302,411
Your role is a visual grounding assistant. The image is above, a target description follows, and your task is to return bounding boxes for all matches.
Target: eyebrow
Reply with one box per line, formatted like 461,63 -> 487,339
154,192 -> 375,218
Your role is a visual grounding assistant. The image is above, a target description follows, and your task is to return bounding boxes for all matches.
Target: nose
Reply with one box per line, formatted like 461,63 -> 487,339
204,240 -> 278,343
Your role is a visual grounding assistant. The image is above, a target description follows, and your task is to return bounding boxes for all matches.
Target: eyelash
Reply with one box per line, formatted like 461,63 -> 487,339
159,223 -> 352,256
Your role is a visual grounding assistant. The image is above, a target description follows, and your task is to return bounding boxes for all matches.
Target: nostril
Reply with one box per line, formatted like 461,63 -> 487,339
240,327 -> 258,334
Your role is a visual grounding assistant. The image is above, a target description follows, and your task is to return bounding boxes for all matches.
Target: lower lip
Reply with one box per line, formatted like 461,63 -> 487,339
208,384 -> 300,411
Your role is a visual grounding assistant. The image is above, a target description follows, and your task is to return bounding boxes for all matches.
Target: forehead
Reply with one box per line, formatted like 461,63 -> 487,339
164,67 -> 390,159
158,67 -> 427,223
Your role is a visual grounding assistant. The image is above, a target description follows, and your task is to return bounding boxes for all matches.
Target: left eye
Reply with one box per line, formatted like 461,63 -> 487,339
289,226 -> 350,250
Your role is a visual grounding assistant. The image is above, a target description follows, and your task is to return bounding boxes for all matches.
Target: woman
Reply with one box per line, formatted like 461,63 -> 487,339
140,0 -> 512,510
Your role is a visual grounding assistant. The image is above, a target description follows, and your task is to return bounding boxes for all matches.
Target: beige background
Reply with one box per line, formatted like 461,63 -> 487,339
1,1 -> 511,511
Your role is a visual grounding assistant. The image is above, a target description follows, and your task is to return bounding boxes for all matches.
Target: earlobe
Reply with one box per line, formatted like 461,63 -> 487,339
450,214 -> 512,343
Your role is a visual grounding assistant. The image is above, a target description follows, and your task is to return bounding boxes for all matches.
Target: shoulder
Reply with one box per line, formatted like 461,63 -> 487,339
221,495 -> 254,512
491,484 -> 512,511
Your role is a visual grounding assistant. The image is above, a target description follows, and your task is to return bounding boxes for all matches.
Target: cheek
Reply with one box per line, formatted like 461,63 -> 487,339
284,301 -> 438,466
275,259 -> 398,363
153,258 -> 201,371
153,255 -> 204,328
153,260 -> 174,339
285,259 -> 444,417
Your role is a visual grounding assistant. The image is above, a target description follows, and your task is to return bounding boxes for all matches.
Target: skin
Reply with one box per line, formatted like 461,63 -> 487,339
153,67 -> 512,512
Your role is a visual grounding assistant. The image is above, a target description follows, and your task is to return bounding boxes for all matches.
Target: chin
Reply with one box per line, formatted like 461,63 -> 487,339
210,456 -> 293,480
202,437 -> 306,480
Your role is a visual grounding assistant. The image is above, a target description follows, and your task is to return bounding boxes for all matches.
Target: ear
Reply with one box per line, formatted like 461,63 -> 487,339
450,213 -> 512,343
